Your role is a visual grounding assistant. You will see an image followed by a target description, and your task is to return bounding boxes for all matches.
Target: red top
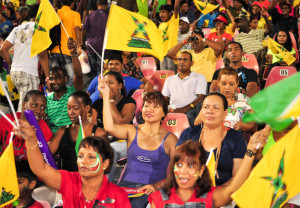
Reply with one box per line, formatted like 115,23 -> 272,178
149,187 -> 215,208
208,32 -> 232,43
4,200 -> 44,208
58,170 -> 131,208
0,113 -> 53,160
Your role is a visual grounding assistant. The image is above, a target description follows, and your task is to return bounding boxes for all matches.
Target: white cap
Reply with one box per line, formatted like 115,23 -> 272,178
179,16 -> 189,24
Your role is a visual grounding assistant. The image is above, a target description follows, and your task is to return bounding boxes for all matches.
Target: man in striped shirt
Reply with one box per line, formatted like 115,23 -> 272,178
46,38 -> 84,133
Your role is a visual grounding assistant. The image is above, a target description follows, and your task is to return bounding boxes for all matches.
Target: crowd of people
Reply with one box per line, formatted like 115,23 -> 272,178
0,0 -> 299,207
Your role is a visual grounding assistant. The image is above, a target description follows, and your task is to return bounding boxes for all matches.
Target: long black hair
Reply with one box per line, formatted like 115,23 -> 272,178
275,30 -> 293,52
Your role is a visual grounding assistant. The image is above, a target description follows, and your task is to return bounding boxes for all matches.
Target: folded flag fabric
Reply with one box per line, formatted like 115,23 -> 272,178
206,149 -> 216,187
30,0 -> 60,57
193,0 -> 219,15
267,37 -> 296,66
0,133 -> 19,207
232,126 -> 300,208
243,71 -> 300,131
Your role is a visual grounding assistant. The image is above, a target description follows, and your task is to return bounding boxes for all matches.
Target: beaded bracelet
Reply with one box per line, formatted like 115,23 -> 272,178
25,140 -> 39,150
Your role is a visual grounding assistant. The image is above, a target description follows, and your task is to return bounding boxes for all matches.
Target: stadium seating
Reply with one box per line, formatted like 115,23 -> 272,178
131,89 -> 144,125
149,70 -> 175,92
202,28 -> 212,38
136,57 -> 157,80
242,54 -> 259,74
215,58 -> 225,70
265,66 -> 297,88
161,113 -> 190,138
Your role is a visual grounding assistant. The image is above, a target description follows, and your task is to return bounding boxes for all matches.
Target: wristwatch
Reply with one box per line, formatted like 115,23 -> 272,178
246,149 -> 255,157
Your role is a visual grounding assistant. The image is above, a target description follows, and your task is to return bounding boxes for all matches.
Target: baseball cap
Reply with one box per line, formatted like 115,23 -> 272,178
213,15 -> 228,24
179,16 -> 190,24
235,13 -> 249,23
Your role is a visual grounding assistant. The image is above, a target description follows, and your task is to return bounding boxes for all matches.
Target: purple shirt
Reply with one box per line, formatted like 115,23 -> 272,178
83,9 -> 108,54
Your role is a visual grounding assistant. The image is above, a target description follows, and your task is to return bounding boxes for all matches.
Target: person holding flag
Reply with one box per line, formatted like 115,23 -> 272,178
48,91 -> 107,171
266,30 -> 297,69
156,0 -> 180,71
149,127 -> 270,208
0,4 -> 50,112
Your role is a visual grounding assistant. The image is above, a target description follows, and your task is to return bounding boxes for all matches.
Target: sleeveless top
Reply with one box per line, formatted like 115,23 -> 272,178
58,125 -> 98,171
122,127 -> 171,184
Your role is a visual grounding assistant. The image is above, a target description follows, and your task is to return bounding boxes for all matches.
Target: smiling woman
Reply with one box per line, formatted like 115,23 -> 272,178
99,78 -> 178,208
48,91 -> 108,171
13,119 -> 132,208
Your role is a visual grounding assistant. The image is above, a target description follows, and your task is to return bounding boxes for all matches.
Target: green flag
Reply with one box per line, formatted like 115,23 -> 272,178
137,0 -> 148,17
243,72 -> 300,131
75,115 -> 85,156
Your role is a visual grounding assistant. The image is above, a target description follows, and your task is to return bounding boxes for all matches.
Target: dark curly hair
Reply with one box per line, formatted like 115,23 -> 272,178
163,140 -> 212,197
275,30 -> 293,52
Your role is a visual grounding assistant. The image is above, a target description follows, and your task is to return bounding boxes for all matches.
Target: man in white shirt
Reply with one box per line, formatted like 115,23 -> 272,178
178,16 -> 192,51
162,51 -> 207,126
0,4 -> 49,112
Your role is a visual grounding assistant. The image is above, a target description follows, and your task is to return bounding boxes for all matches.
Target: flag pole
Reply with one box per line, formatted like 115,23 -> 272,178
100,28 -> 109,79
49,0 -> 70,38
0,110 -> 18,129
87,43 -> 106,64
0,79 -> 19,127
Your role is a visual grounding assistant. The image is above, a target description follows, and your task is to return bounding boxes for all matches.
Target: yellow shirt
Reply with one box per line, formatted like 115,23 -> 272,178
51,6 -> 81,56
159,14 -> 179,56
187,48 -> 219,82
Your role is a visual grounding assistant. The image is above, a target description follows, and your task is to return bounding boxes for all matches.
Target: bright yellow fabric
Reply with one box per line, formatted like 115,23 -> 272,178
0,75 -> 19,101
51,6 -> 81,56
30,0 -> 60,57
106,5 -> 164,60
0,140 -> 19,207
194,0 -> 219,16
159,14 -> 179,57
268,37 -> 296,66
188,48 -> 219,82
206,149 -> 216,187
232,126 -> 300,208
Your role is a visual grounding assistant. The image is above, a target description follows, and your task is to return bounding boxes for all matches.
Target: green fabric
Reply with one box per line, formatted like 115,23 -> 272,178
0,69 -> 7,81
156,0 -> 167,13
46,86 -> 76,134
262,130 -> 276,156
243,72 -> 300,131
26,0 -> 37,5
137,0 -> 148,17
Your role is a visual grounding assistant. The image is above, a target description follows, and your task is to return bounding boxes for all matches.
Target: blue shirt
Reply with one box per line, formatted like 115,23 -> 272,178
87,75 -> 143,103
177,125 -> 247,186
0,20 -> 13,36
197,12 -> 219,28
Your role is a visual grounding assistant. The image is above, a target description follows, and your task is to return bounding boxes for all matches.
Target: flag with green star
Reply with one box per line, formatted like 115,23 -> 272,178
232,126 -> 300,208
193,0 -> 219,15
30,0 -> 60,57
105,5 -> 164,60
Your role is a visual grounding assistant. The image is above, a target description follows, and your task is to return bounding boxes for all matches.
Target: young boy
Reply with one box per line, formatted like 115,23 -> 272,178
4,160 -> 43,208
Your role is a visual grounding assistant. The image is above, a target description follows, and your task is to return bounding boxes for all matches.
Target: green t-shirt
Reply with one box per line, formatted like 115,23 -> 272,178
46,86 -> 76,134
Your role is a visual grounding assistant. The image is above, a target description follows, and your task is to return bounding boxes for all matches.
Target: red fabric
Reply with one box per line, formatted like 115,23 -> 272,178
0,113 -> 53,160
149,187 -> 215,208
58,170 -> 131,208
208,32 -> 232,43
252,1 -> 270,9
4,200 -> 44,208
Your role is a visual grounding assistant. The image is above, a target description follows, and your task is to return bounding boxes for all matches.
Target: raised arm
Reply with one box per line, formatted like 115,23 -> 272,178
221,0 -> 230,9
174,0 -> 180,18
67,37 -> 84,91
261,7 -> 273,36
212,127 -> 271,207
194,33 -> 224,57
110,102 -> 136,124
99,77 -> 135,140
38,49 -> 50,77
226,9 -> 237,33
151,0 -> 158,20
13,119 -> 61,191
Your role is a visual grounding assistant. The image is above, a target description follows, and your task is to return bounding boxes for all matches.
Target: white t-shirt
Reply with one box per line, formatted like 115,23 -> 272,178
178,30 -> 192,51
6,22 -> 39,76
162,71 -> 207,108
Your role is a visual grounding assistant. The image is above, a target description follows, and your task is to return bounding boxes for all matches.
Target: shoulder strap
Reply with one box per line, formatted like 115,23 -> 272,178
163,132 -> 172,141
159,189 -> 169,201
91,125 -> 98,136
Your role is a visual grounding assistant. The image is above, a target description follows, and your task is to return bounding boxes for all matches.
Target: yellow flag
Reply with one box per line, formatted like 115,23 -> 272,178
194,0 -> 219,15
206,149 -> 216,187
158,14 -> 179,56
267,37 -> 296,66
106,5 -> 164,60
30,0 -> 61,57
232,126 -> 300,208
293,0 -> 300,7
0,134 -> 19,207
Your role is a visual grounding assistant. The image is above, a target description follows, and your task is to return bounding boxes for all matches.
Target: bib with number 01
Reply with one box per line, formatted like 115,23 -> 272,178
167,119 -> 177,126
141,60 -> 148,65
